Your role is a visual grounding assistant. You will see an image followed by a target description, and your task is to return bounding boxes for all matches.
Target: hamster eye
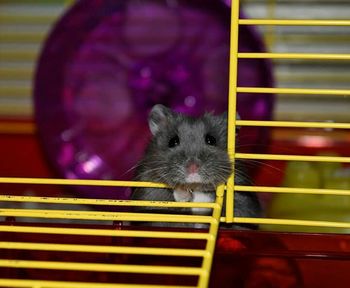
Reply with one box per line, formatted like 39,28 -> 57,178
205,134 -> 216,146
168,135 -> 180,148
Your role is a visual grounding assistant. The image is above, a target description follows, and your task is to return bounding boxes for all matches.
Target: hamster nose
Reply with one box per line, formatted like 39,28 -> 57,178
187,163 -> 199,174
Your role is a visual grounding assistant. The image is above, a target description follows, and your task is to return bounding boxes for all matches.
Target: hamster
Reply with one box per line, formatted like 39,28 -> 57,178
131,104 -> 261,228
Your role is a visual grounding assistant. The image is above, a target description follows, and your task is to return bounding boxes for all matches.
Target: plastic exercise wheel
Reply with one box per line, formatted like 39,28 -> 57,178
34,0 -> 273,200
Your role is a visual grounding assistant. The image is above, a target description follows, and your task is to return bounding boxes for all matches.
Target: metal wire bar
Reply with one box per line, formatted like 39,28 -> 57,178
236,120 -> 350,129
0,279 -> 195,288
0,225 -> 211,240
197,185 -> 224,288
0,209 -> 215,224
235,185 -> 350,196
237,87 -> 350,95
225,0 -> 241,224
0,177 -> 167,188
236,153 -> 350,163
0,260 -> 204,275
239,19 -> 350,26
238,52 -> 350,60
0,195 -> 218,209
0,242 -> 207,257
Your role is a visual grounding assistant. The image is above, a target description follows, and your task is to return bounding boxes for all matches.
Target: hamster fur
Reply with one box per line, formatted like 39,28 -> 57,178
131,104 -> 261,228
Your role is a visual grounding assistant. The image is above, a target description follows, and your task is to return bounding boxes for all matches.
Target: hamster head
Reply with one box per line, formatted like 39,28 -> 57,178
140,104 -> 237,190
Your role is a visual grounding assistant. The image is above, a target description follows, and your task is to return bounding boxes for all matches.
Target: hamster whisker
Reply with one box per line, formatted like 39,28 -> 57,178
212,166 -> 232,174
234,171 -> 254,186
125,159 -> 170,177
244,159 -> 282,173
120,163 -> 144,177
236,143 -> 269,149
136,167 -> 167,180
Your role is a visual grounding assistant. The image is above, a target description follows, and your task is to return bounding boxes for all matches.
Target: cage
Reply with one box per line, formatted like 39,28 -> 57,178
0,0 -> 350,287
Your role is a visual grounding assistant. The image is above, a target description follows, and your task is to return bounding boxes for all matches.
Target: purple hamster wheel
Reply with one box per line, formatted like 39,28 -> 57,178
34,0 -> 274,200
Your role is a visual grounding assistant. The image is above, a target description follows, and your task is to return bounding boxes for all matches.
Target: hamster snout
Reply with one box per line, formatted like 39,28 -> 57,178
176,151 -> 232,188
187,162 -> 199,174
185,162 -> 201,183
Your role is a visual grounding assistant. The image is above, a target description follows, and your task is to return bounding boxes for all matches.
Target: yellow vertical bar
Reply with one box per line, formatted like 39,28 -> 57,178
226,0 -> 240,223
198,185 -> 224,288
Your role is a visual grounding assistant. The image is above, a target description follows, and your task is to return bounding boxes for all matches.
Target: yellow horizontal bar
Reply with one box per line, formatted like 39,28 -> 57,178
0,259 -> 204,275
237,87 -> 350,95
1,32 -> 45,43
239,19 -> 350,26
0,67 -> 32,79
0,208 -> 215,224
0,177 -> 168,188
0,86 -> 31,97
232,217 -> 350,229
0,225 -> 211,240
0,279 -> 195,288
0,195 -> 218,209
0,242 -> 208,257
236,153 -> 350,163
0,122 -> 36,134
0,50 -> 38,61
236,120 -> 350,129
235,185 -> 350,196
238,52 -> 350,60
0,14 -> 57,24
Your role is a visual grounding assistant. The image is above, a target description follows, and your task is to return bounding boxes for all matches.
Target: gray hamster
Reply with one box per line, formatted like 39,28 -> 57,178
131,104 -> 261,228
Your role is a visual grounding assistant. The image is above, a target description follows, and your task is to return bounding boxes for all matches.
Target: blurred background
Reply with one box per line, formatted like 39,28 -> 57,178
1,0 -> 350,121
1,2 -> 350,286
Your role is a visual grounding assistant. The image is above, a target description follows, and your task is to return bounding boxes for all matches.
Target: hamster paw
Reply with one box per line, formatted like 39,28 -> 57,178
173,188 -> 193,202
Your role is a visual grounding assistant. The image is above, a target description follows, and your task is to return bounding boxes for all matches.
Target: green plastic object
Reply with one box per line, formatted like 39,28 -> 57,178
262,157 -> 350,233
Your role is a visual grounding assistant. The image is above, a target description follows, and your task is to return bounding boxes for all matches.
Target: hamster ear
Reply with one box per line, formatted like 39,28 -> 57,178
148,104 -> 173,135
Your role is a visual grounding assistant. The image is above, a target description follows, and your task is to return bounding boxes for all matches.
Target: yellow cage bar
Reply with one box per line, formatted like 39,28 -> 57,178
0,279 -> 193,288
225,0 -> 241,224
